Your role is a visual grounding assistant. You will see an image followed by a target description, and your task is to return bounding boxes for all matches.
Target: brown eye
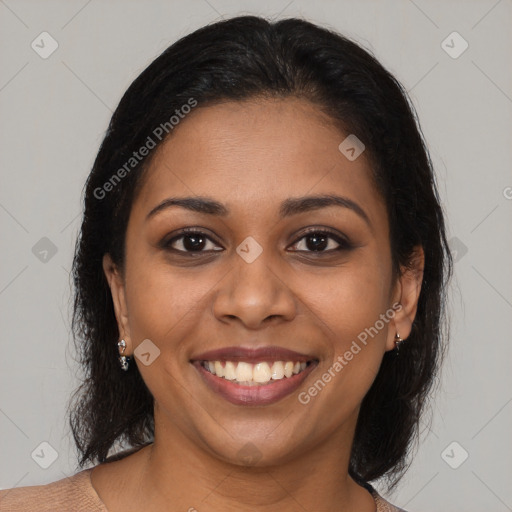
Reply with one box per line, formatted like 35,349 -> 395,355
290,229 -> 352,253
163,229 -> 223,253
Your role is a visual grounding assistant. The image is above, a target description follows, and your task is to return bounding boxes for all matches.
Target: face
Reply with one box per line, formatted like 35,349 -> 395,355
104,97 -> 422,466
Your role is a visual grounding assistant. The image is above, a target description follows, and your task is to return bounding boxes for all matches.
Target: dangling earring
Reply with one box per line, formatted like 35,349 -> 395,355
118,339 -> 131,371
394,332 -> 404,352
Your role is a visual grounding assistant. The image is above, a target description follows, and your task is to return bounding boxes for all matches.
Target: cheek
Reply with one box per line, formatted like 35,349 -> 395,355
296,261 -> 392,428
304,253 -> 392,390
122,259 -> 218,404
122,247 -> 211,344
310,258 -> 391,342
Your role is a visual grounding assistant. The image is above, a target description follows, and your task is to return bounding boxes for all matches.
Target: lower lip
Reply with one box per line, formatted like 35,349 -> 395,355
192,361 -> 317,406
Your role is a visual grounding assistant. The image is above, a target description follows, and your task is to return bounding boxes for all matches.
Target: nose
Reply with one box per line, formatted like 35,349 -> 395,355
212,248 -> 297,330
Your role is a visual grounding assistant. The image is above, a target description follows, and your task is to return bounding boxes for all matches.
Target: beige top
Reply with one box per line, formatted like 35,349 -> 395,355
0,467 -> 405,511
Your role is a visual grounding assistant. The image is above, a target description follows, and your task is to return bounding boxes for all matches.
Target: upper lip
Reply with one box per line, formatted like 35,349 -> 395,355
191,346 -> 316,364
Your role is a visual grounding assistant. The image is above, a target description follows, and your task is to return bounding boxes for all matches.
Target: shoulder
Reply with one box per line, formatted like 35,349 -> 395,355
0,468 -> 107,512
373,491 -> 408,512
364,482 -> 408,512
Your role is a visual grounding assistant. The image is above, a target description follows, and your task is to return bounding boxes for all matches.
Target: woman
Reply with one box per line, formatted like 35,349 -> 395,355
0,15 -> 452,512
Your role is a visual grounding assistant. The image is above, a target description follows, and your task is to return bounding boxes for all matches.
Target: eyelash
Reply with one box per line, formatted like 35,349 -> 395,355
161,227 -> 353,256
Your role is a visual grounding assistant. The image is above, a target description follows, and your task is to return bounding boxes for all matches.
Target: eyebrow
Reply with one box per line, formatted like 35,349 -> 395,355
146,194 -> 372,228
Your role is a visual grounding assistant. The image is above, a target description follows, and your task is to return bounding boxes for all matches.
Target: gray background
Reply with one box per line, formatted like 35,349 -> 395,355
0,0 -> 511,510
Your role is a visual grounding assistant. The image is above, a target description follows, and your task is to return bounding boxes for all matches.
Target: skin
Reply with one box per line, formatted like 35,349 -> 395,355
95,97 -> 424,512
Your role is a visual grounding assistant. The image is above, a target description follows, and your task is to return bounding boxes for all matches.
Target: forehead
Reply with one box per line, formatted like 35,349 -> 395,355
132,97 -> 385,224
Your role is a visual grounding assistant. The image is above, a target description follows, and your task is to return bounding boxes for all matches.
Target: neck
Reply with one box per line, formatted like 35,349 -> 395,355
136,407 -> 375,512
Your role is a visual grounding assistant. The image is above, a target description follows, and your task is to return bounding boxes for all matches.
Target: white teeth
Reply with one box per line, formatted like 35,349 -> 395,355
203,360 -> 310,384
271,361 -> 285,380
236,362 -> 253,382
284,361 -> 294,378
224,361 -> 237,380
214,361 -> 224,378
253,362 -> 272,383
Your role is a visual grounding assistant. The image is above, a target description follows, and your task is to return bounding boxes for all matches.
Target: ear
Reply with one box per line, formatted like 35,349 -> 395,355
385,245 -> 424,351
103,253 -> 132,354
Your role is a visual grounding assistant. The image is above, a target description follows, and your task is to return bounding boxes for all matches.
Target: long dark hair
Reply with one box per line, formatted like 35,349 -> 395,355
68,15 -> 452,489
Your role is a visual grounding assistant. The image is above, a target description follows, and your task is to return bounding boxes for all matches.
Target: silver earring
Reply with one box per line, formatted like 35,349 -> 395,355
118,339 -> 131,371
394,332 -> 404,352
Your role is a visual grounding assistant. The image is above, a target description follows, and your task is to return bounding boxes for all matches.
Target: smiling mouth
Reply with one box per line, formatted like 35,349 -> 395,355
200,360 -> 312,386
191,345 -> 319,405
